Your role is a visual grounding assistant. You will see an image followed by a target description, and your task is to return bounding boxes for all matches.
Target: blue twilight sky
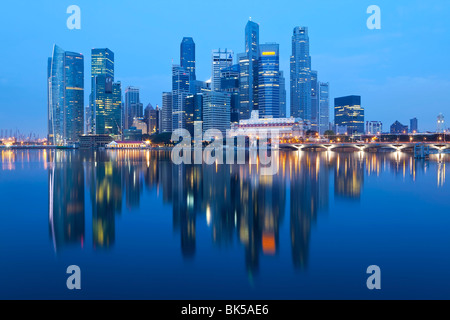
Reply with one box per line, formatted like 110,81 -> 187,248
0,0 -> 449,137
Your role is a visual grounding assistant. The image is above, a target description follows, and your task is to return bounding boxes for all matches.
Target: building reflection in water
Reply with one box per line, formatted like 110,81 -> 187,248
89,151 -> 124,249
290,151 -> 329,269
334,153 -> 364,200
42,149 -> 448,269
48,150 -> 85,252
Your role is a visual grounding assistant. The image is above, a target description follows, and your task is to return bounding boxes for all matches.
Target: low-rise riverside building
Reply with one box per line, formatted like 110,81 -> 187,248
106,141 -> 146,149
228,110 -> 308,140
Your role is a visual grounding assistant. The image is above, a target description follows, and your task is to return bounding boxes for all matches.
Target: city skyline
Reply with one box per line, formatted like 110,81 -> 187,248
2,1 -> 450,303
1,1 -> 449,136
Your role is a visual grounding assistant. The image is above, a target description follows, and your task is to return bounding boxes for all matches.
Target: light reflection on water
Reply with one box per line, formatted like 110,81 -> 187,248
0,149 -> 449,299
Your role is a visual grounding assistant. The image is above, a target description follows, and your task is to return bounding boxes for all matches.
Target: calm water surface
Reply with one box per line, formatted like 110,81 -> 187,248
0,149 -> 449,299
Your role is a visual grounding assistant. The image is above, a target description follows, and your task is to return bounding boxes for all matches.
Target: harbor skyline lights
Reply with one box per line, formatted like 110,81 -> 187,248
1,1 -> 449,136
44,19 -> 448,145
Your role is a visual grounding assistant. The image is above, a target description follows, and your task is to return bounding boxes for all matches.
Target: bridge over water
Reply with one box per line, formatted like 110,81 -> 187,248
279,142 -> 450,158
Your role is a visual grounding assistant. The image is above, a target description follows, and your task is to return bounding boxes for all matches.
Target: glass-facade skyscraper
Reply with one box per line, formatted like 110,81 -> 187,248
90,48 -> 122,135
310,70 -> 319,131
111,82 -> 122,135
410,117 -> 418,133
239,20 -> 259,120
437,114 -> 445,133
334,95 -> 364,135
161,92 -> 173,133
318,82 -> 329,135
258,43 -> 280,118
211,49 -> 233,91
290,27 -> 312,120
47,44 -> 84,145
172,65 -> 190,131
279,71 -> 286,118
220,64 -> 240,123
202,91 -> 231,135
124,86 -> 143,130
180,37 -> 196,82
185,94 -> 203,136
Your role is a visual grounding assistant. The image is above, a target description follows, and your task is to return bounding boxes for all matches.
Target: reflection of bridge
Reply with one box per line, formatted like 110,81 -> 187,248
279,142 -> 450,155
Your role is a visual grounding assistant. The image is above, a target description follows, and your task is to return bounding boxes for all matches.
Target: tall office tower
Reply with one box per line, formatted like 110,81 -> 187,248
310,70 -> 319,131
239,20 -> 260,120
279,71 -> 286,118
211,49 -> 233,91
85,104 -> 92,134
437,114 -> 445,133
47,44 -> 84,145
172,65 -> 190,131
184,95 -> 194,136
238,53 -> 250,119
144,103 -> 158,134
334,95 -> 365,135
318,82 -> 330,135
124,87 -> 143,130
202,91 -> 231,135
220,64 -> 240,123
290,27 -> 312,120
410,118 -> 418,133
90,48 -> 122,135
161,92 -> 173,133
258,43 -> 280,118
180,37 -> 196,81
156,105 -> 162,134
185,94 -> 203,136
111,82 -> 123,135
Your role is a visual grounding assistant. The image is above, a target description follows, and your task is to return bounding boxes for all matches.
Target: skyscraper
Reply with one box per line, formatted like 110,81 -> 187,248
258,43 -> 280,118
318,82 -> 329,135
48,44 -> 84,145
202,91 -> 231,135
111,82 -> 123,135
185,94 -> 203,136
90,48 -> 122,135
239,20 -> 260,120
157,105 -> 162,134
144,103 -> 158,134
124,87 -> 143,130
410,117 -> 418,133
180,37 -> 196,82
310,70 -> 319,131
211,49 -> 233,91
437,114 -> 445,133
172,65 -> 190,131
161,92 -> 173,133
220,64 -> 240,123
334,95 -> 365,135
290,27 -> 312,120
279,71 -> 286,118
